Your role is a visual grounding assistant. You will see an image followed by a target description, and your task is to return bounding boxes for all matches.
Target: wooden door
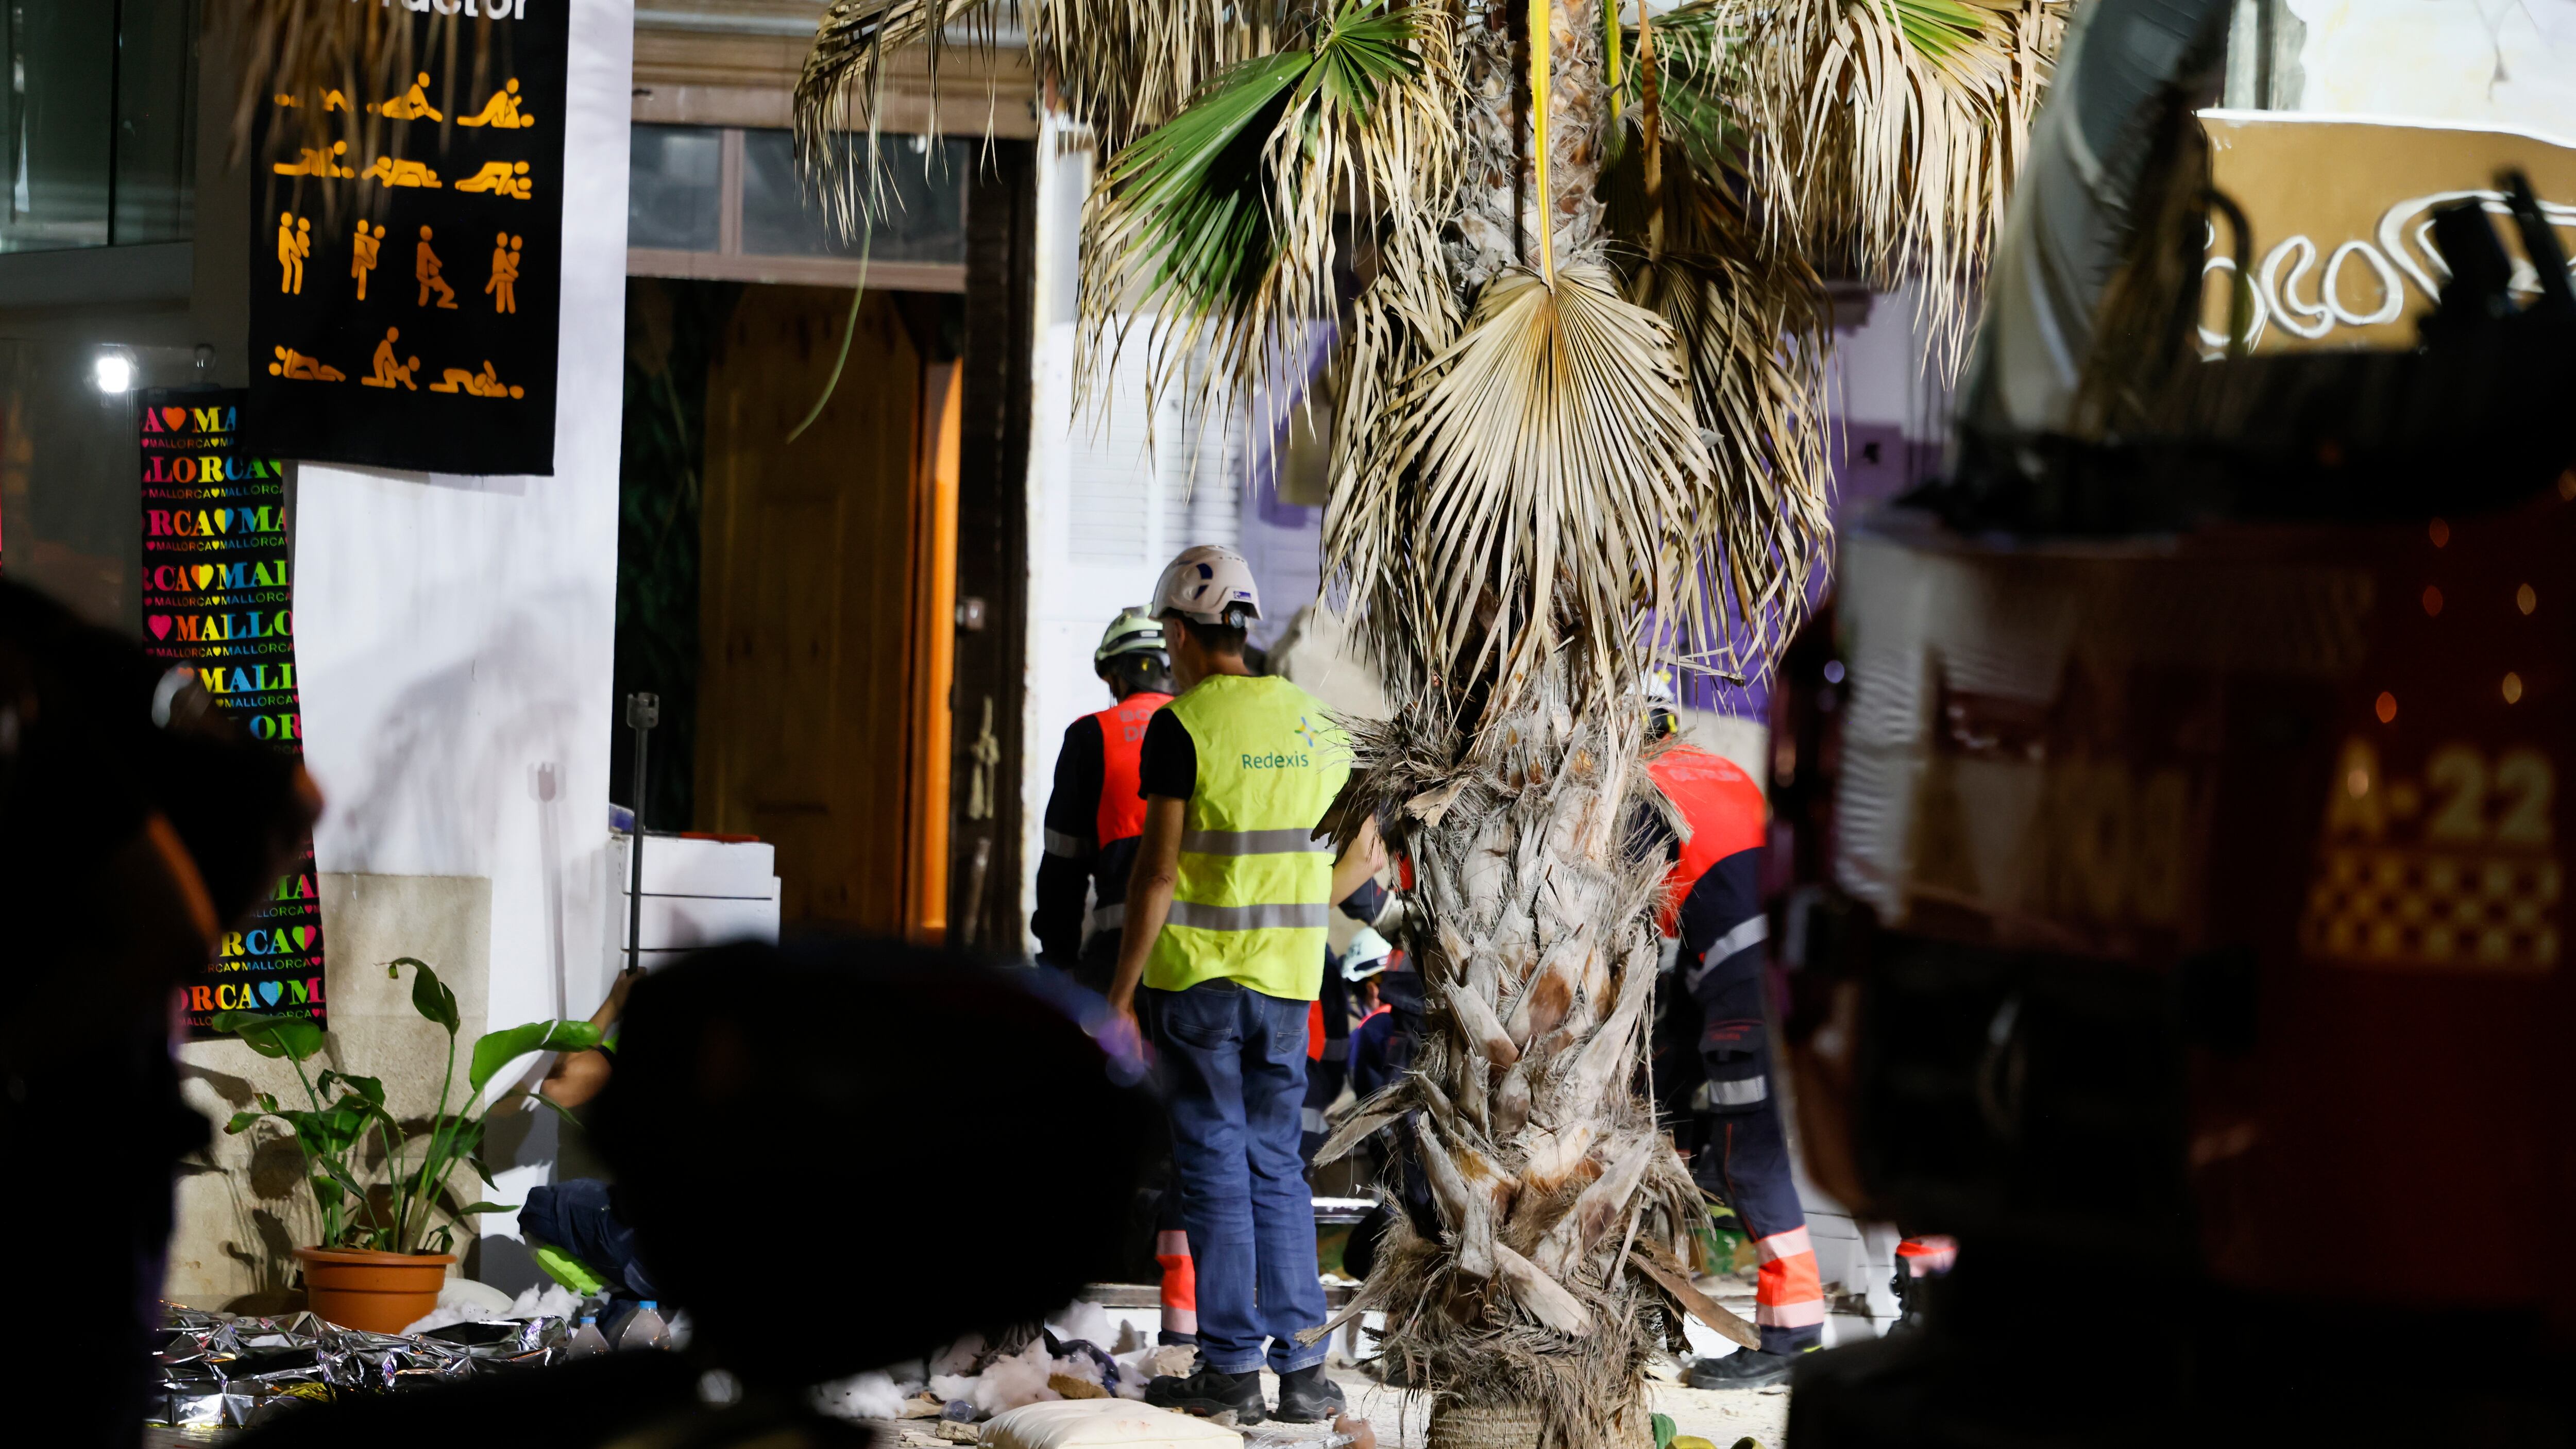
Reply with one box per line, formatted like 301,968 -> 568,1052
698,285 -> 946,932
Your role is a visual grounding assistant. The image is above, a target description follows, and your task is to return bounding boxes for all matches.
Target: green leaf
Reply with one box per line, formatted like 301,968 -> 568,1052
335,1074 -> 387,1106
213,1011 -> 326,1061
313,1155 -> 370,1202
1096,50 -> 1310,311
255,1091 -> 280,1113
395,958 -> 461,1033
468,1019 -> 603,1093
224,1110 -> 264,1134
452,1201 -> 515,1216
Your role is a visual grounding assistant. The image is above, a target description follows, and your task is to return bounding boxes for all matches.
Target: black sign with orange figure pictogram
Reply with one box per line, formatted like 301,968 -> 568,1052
246,8 -> 566,476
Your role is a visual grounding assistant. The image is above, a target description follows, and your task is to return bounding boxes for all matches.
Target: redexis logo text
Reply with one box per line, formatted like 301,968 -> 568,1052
1240,750 -> 1312,770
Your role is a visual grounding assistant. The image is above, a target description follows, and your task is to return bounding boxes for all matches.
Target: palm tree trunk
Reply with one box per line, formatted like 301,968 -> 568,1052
1451,0 -> 1608,289
1329,663 -> 1710,1449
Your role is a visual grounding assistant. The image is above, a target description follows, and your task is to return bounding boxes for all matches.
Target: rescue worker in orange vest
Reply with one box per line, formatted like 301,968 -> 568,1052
1642,687 -> 1825,1389
1035,608 -> 1176,995
1035,608 -> 1197,1343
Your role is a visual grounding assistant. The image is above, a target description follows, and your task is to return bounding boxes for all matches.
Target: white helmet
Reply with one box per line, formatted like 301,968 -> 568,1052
1151,544 -> 1261,628
1645,670 -> 1681,739
1342,928 -> 1394,981
1094,607 -> 1168,671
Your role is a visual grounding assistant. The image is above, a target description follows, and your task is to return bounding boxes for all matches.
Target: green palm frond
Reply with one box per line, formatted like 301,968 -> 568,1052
1890,0 -> 2001,63
1611,1 -> 1752,187
1329,262 -> 1715,714
1078,0 -> 1456,425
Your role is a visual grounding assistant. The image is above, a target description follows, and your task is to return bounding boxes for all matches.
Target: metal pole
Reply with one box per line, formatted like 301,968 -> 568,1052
625,692 -> 659,977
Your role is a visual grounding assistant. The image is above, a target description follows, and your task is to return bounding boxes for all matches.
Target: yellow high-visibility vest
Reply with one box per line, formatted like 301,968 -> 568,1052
1144,675 -> 1351,1001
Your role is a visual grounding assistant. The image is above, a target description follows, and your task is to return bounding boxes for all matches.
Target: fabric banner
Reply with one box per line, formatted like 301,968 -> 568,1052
245,7 -> 569,475
140,390 -> 326,1037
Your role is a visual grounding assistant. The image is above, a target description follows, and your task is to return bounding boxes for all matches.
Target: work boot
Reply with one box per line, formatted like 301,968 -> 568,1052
1272,1363 -> 1346,1423
1685,1348 -> 1800,1390
1146,1360 -> 1267,1423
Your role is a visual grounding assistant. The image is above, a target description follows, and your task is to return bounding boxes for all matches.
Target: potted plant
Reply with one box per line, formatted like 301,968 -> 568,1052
214,957 -> 600,1332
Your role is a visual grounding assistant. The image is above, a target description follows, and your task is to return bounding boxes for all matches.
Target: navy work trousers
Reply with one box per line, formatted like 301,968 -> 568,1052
1144,978 -> 1329,1376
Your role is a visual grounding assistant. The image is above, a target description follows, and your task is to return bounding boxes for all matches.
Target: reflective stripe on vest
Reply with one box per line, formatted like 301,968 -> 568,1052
1144,675 -> 1350,1001
1092,692 -> 1171,847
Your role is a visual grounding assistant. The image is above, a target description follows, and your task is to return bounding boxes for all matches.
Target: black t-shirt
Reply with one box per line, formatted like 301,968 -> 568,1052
1138,708 -> 1198,800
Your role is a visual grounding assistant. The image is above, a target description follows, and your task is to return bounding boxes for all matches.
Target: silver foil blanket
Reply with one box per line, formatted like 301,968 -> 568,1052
149,1306 -> 569,1428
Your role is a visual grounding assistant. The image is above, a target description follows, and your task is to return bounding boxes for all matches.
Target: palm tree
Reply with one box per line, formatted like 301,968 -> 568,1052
800,1 -> 2060,1443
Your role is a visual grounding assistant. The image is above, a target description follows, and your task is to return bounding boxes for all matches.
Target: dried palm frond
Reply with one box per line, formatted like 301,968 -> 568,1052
1077,0 -> 1457,428
1602,144 -> 1834,681
794,0 -> 1296,230
795,0 -> 1019,239
1030,0 -> 1297,144
1727,0 -> 2068,374
1330,262 -> 1715,719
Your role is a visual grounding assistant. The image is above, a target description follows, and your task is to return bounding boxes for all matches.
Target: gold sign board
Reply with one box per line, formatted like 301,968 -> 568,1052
2200,110 -> 2576,352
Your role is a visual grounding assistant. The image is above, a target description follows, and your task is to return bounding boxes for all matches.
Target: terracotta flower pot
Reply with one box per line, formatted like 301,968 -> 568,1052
294,1246 -> 455,1333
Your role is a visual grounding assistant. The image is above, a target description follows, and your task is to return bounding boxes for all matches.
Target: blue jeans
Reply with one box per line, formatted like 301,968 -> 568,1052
1145,979 -> 1327,1376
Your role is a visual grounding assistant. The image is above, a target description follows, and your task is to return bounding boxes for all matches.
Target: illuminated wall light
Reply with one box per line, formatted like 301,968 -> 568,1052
94,353 -> 134,394
2561,470 -> 2576,501
2517,584 -> 2536,615
2376,690 -> 2398,723
2429,518 -> 2450,547
2503,673 -> 2525,704
2423,585 -> 2444,616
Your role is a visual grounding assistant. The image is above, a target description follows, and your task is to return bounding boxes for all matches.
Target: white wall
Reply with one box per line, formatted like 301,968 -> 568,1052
1019,117 -> 1282,953
288,0 -> 633,1284
2286,0 -> 2576,133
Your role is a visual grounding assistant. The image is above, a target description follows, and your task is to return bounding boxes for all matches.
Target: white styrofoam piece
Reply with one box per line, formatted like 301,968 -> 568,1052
986,1399 -> 1243,1449
607,833 -> 779,898
614,891 -> 781,951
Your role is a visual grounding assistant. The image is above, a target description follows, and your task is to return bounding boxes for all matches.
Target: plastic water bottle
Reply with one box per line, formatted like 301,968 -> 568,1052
619,1301 -> 671,1351
567,1316 -> 611,1358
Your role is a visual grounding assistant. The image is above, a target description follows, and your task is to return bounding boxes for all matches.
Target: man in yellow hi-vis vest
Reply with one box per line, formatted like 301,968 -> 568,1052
1107,544 -> 1381,1426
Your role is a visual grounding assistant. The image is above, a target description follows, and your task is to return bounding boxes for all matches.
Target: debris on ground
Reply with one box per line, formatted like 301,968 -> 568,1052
822,1305 -> 1161,1424
985,1399 -> 1246,1449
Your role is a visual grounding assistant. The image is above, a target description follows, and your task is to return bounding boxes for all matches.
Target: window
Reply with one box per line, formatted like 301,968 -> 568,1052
627,124 -> 721,252
626,124 -> 968,292
1,0 -> 198,254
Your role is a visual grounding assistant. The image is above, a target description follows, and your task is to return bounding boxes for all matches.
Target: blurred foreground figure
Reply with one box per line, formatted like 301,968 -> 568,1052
0,581 -> 317,1449
242,939 -> 1156,1448
1768,0 -> 2576,1441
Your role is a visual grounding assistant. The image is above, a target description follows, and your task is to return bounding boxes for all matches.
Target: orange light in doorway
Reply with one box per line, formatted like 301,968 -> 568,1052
2503,673 -> 2525,704
2423,585 -> 2443,616
2517,584 -> 2536,615
2376,691 -> 2399,723
2429,518 -> 2450,547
